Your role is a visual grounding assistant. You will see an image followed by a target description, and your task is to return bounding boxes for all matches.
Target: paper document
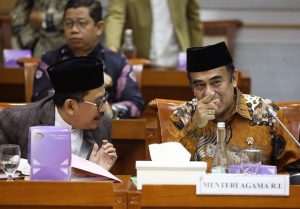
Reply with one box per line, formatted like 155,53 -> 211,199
71,154 -> 121,183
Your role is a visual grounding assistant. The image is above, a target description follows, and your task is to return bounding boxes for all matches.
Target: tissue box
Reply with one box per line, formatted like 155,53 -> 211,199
28,126 -> 71,181
136,161 -> 207,190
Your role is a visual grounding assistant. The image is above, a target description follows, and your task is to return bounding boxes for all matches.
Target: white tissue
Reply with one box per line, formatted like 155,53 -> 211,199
149,142 -> 191,162
18,158 -> 31,176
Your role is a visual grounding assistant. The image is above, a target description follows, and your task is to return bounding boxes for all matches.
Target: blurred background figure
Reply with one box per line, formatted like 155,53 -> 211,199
32,0 -> 144,119
10,0 -> 69,57
105,0 -> 203,68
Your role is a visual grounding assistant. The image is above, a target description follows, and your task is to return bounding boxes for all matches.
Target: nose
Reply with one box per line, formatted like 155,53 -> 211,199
70,23 -> 80,32
98,102 -> 107,114
97,106 -> 106,118
203,84 -> 215,97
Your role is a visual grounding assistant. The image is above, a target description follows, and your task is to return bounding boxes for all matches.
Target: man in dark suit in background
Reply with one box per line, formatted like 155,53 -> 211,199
32,0 -> 144,119
0,57 -> 117,171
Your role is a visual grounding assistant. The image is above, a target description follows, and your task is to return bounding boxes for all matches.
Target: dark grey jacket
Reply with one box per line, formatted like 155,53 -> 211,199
0,96 -> 111,159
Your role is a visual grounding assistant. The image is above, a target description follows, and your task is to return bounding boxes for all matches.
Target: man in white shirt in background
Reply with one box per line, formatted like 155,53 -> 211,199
105,0 -> 203,68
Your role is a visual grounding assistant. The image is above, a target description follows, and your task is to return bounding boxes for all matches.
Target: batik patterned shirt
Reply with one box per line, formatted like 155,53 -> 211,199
167,89 -> 300,173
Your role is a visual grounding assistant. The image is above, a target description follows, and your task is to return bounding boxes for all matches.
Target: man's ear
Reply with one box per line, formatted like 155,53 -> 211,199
96,20 -> 104,37
64,99 -> 77,116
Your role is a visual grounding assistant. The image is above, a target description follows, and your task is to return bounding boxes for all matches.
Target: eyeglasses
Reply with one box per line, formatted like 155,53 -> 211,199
80,92 -> 109,112
64,19 -> 90,30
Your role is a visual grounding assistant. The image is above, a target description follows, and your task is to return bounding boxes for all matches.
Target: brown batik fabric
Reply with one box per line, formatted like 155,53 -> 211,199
167,88 -> 300,173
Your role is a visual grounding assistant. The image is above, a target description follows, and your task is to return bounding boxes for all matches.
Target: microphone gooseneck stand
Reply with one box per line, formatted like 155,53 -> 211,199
267,106 -> 300,185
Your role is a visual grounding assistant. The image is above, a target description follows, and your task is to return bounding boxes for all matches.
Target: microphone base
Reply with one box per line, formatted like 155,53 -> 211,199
290,173 -> 300,185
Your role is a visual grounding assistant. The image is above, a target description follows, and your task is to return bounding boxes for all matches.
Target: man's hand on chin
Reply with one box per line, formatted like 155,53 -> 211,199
192,92 -> 220,128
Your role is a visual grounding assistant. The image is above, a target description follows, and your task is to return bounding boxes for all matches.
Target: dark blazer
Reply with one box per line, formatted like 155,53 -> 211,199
0,96 -> 112,159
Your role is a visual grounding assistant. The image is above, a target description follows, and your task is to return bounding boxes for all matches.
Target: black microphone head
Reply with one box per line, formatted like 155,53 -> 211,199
290,173 -> 300,185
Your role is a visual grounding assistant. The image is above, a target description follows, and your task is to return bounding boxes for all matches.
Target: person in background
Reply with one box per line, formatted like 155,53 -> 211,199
32,0 -> 144,119
10,0 -> 68,57
104,0 -> 203,68
0,57 -> 117,171
167,42 -> 300,173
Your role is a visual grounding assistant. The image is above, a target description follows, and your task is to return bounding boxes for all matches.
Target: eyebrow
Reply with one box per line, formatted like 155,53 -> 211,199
64,17 -> 87,21
192,75 -> 223,84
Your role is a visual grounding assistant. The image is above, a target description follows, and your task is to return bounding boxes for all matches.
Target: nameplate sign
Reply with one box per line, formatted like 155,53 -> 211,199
196,174 -> 289,196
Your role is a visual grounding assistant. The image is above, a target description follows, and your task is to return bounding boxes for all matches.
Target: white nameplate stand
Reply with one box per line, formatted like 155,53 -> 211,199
196,174 -> 289,196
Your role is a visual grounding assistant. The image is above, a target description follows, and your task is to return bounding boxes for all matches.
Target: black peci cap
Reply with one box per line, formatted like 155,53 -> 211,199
186,42 -> 233,72
47,57 -> 104,93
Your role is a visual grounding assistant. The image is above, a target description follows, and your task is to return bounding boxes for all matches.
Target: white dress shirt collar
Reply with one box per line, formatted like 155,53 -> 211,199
54,106 -> 84,157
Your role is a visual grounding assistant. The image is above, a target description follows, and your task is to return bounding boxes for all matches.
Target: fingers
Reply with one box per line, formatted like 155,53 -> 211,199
206,100 -> 219,110
100,140 -> 118,170
90,143 -> 99,156
212,98 -> 221,107
88,143 -> 99,163
198,92 -> 219,108
192,92 -> 221,128
89,140 -> 117,169
101,140 -> 113,150
101,140 -> 117,155
90,140 -> 115,157
102,139 -> 109,144
201,109 -> 216,120
108,150 -> 118,161
207,109 -> 215,115
104,146 -> 116,154
200,92 -> 216,104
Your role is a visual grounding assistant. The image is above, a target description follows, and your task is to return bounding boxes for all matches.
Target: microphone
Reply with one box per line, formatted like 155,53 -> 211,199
266,105 -> 300,149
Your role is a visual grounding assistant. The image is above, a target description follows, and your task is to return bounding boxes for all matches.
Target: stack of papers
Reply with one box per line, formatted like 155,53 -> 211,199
71,154 -> 121,182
